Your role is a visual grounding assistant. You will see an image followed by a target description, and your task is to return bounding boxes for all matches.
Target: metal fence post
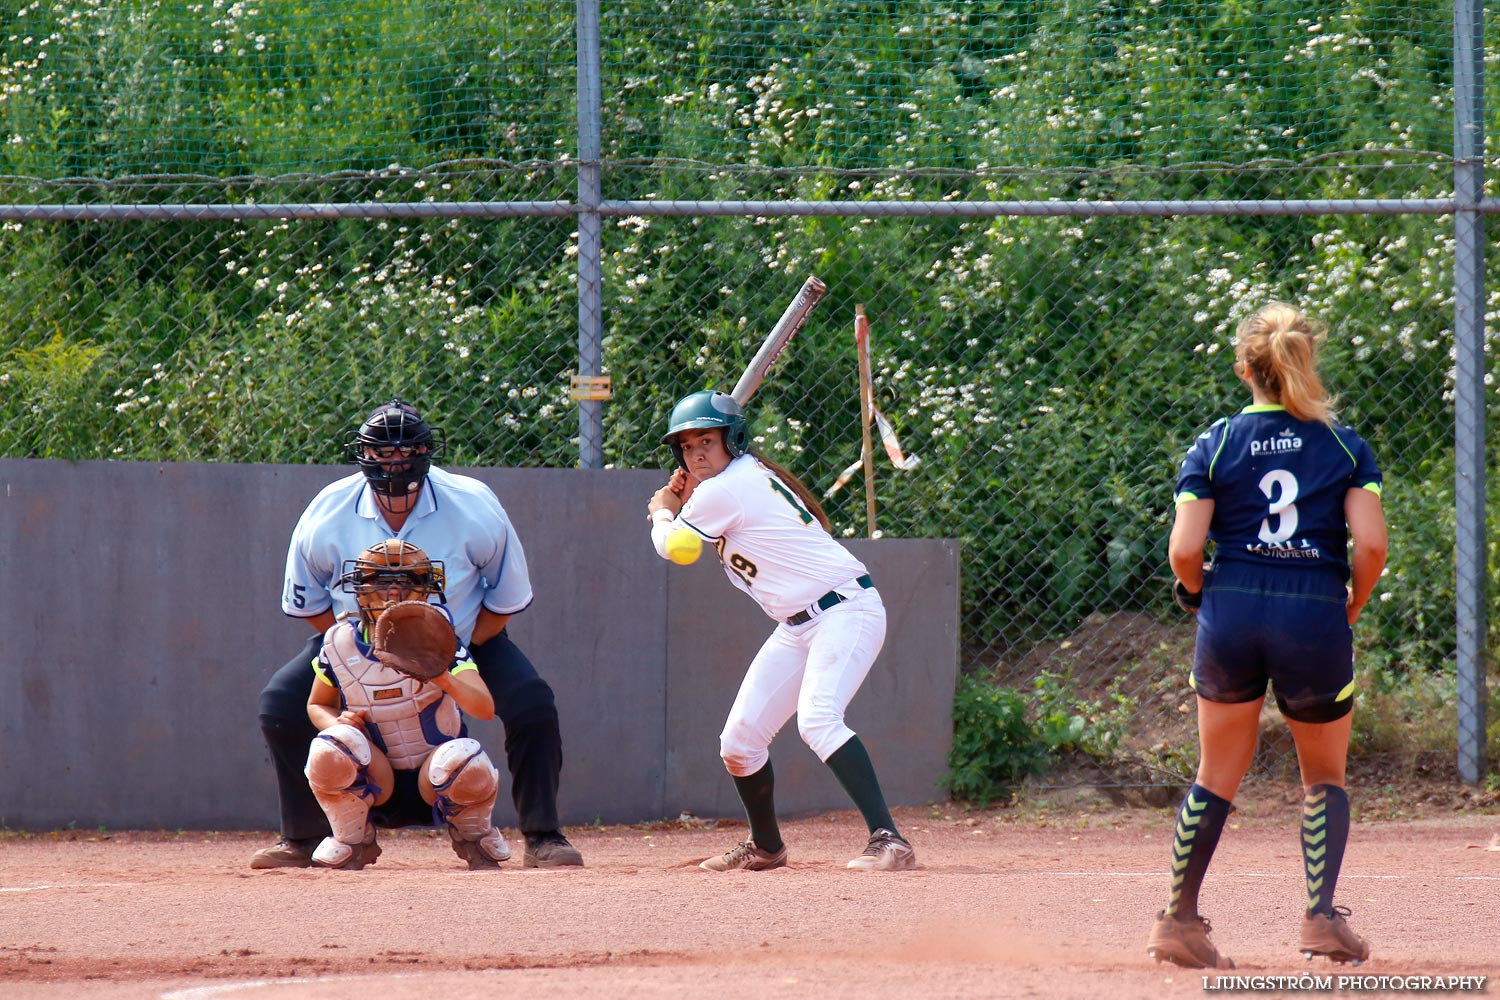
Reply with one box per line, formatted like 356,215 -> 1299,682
1453,0 -> 1487,784
576,0 -> 605,469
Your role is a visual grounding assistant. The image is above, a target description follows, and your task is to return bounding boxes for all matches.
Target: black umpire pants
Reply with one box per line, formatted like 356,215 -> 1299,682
258,628 -> 564,842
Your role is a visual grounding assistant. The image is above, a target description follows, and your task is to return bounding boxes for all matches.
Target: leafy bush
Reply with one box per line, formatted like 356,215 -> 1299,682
942,675 -> 1049,806
943,671 -> 1142,804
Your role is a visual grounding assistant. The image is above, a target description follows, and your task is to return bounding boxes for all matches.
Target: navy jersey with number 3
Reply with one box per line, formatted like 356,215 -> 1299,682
1175,404 -> 1381,576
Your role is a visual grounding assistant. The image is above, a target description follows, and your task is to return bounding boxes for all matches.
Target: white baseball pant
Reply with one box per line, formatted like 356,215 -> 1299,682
718,588 -> 887,776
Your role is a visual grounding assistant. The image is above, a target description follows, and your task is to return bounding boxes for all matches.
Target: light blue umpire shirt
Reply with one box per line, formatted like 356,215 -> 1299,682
281,466 -> 534,646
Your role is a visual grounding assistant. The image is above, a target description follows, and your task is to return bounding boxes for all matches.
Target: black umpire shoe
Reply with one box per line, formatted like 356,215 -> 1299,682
522,831 -> 584,868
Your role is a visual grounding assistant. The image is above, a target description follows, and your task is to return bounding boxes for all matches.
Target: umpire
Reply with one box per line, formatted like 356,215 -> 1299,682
251,398 -> 583,869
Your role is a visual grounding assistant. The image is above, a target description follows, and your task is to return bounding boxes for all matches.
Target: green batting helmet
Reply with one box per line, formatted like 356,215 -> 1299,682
662,390 -> 749,468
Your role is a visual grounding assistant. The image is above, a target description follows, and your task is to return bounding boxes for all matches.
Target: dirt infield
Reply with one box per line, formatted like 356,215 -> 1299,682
3,799 -> 1498,1000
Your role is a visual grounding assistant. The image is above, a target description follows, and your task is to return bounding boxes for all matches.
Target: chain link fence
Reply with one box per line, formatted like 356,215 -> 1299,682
0,1 -> 1490,791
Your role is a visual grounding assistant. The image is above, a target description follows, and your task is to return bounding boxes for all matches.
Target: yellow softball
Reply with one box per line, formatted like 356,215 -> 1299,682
665,526 -> 703,565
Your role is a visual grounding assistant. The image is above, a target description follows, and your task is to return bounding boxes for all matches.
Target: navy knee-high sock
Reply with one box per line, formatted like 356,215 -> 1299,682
825,735 -> 900,838
1165,783 -> 1232,920
732,762 -> 783,854
1302,784 -> 1351,916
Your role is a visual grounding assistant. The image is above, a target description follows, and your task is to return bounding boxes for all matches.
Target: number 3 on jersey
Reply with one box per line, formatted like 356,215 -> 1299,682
1257,469 -> 1299,543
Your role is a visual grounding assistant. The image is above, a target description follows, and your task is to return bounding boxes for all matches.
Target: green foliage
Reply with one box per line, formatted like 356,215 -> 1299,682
1351,660 -> 1464,759
942,675 -> 1048,805
943,670 -> 1143,804
3,332 -> 107,458
1030,670 -> 1134,760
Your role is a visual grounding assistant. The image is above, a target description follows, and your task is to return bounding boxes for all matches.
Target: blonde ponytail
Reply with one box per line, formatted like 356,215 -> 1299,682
1235,302 -> 1336,425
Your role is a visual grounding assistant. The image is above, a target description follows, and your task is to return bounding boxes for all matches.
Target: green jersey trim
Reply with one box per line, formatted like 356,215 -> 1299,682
678,516 -> 720,541
1207,428 -> 1231,481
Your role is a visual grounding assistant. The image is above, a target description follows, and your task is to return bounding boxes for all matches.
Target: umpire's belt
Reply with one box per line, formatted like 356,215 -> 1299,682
786,575 -> 874,626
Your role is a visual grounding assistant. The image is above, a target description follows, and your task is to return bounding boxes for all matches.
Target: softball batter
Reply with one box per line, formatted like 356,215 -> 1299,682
647,390 -> 915,872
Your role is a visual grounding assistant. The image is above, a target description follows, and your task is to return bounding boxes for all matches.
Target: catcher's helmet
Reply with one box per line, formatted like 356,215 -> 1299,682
348,398 -> 442,511
662,390 -> 748,469
339,539 -> 447,629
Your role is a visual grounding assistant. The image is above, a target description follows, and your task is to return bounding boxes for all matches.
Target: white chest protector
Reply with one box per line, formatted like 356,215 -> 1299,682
319,621 -> 463,769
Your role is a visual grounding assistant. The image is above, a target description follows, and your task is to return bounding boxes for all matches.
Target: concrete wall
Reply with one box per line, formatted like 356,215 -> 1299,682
0,459 -> 959,831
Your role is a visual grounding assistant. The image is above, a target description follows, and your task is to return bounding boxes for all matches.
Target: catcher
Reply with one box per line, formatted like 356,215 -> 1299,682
303,538 -> 510,871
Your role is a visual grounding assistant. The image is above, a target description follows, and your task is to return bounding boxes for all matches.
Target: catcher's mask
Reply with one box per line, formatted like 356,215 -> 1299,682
348,397 -> 443,513
662,390 -> 748,469
339,539 -> 447,629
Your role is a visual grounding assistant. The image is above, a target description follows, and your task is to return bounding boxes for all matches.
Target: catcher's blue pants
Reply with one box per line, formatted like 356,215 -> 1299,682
259,629 -> 563,841
1192,561 -> 1354,724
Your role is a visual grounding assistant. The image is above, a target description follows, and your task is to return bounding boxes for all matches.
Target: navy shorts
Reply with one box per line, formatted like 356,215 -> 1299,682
1193,561 -> 1355,723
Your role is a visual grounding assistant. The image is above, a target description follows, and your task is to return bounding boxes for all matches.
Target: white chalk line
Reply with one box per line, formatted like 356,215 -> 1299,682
0,882 -> 130,892
161,973 -> 429,999
1037,871 -> 1500,881
6,869 -> 1499,899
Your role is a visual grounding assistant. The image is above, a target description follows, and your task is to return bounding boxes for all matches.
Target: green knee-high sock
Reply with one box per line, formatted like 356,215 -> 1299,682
824,735 -> 900,838
1165,783 -> 1232,920
1303,784 -> 1351,916
732,762 -> 783,854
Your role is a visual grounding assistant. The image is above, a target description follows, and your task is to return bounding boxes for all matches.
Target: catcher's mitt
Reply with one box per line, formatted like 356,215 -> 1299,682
373,600 -> 457,681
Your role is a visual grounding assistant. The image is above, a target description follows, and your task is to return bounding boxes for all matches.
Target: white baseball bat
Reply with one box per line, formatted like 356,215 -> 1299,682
730,275 -> 827,405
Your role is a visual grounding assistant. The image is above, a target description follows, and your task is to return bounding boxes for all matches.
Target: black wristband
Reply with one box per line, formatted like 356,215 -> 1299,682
1173,579 -> 1203,613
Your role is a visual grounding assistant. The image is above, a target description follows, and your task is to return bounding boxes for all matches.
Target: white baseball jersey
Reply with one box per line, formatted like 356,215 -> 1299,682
652,454 -> 869,621
313,617 -> 478,770
282,466 -> 533,644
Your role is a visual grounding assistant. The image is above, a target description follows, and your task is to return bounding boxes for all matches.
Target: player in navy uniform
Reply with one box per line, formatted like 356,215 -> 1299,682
1146,303 -> 1387,969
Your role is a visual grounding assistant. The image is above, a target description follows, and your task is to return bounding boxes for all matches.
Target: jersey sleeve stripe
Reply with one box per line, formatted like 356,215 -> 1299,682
1206,426 -> 1231,481
484,594 -> 535,617
1358,482 -> 1383,497
1327,425 -> 1360,468
1174,491 -> 1203,505
678,516 -> 721,541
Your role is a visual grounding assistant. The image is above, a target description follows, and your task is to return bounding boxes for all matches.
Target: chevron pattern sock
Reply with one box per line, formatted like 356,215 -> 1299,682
1302,784 -> 1351,916
1164,783 -> 1232,920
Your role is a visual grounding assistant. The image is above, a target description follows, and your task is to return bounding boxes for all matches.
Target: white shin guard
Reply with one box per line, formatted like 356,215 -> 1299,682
305,723 -> 375,847
427,738 -> 502,848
